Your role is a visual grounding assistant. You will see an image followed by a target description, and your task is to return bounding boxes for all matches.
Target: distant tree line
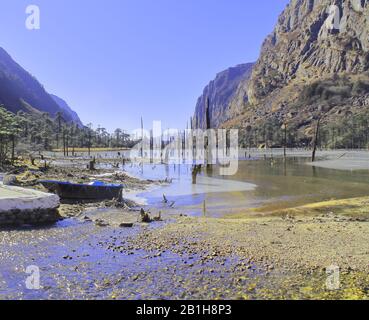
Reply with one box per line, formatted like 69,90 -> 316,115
239,113 -> 369,151
0,105 -> 135,166
239,73 -> 369,151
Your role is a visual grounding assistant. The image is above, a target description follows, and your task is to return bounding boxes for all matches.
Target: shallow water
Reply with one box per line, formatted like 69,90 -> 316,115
0,219 -> 260,300
125,158 -> 369,217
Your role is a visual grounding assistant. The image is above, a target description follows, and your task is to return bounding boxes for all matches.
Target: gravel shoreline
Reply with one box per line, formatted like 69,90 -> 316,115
1,198 -> 368,299
1,155 -> 368,299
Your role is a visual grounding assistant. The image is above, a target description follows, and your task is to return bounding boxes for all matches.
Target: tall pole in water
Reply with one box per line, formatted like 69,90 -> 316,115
140,117 -> 144,158
161,131 -> 164,164
205,96 -> 212,171
150,129 -> 153,164
190,116 -> 194,157
141,117 -> 144,173
312,117 -> 321,163
282,122 -> 287,160
205,96 -> 210,130
184,121 -> 188,162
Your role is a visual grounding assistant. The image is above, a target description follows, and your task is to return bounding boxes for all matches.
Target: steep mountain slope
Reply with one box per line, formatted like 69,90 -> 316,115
193,63 -> 254,129
0,47 -> 82,124
50,94 -> 83,127
225,0 -> 369,140
195,0 -> 369,147
247,0 -> 369,106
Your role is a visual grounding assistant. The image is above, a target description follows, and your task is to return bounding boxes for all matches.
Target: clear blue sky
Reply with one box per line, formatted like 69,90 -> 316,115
0,0 -> 290,132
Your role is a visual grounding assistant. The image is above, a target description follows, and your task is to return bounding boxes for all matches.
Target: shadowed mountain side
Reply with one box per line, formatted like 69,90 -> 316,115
0,47 -> 82,125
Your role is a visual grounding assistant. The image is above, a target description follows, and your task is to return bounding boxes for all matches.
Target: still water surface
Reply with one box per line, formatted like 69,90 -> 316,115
124,158 -> 369,217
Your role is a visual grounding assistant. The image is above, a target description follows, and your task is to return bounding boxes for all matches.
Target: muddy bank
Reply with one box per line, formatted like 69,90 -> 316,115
2,157 -> 167,219
118,204 -> 369,299
131,214 -> 369,273
7,164 -> 153,191
0,196 -> 368,299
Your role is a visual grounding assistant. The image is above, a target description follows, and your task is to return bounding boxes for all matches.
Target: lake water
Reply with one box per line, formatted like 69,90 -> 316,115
124,158 -> 369,217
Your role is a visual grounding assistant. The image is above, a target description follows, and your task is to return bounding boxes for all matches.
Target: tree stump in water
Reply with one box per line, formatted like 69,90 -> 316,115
192,165 -> 201,184
89,157 -> 96,171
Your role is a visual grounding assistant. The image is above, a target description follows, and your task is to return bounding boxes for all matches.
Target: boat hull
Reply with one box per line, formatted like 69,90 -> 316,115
39,181 -> 123,201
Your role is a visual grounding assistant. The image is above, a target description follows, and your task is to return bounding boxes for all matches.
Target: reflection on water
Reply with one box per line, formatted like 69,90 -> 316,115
124,158 -> 369,217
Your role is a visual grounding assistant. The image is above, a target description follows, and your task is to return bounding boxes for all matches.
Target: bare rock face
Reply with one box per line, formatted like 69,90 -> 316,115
193,63 -> 254,129
193,0 -> 369,145
247,0 -> 369,105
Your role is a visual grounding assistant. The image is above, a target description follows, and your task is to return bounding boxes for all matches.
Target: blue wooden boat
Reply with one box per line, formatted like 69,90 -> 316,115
39,180 -> 123,201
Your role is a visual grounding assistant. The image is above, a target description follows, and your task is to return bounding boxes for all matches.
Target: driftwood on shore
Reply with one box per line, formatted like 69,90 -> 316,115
140,208 -> 152,223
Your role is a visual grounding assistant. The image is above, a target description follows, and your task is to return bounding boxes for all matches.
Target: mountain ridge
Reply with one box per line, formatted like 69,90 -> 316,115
50,94 -> 83,127
194,0 -> 369,147
0,47 -> 82,126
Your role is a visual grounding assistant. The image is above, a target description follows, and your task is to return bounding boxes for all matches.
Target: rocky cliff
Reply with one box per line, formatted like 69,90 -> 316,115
195,0 -> 369,146
193,63 -> 254,129
247,0 -> 369,105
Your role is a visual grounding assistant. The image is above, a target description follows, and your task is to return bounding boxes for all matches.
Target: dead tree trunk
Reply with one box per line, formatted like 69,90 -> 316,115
150,129 -> 153,164
192,165 -> 201,184
312,118 -> 321,162
205,97 -> 212,170
140,116 -> 144,158
11,135 -> 15,165
66,136 -> 69,157
283,123 -> 287,160
88,131 -> 91,157
63,130 -> 66,157
89,157 -> 96,170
